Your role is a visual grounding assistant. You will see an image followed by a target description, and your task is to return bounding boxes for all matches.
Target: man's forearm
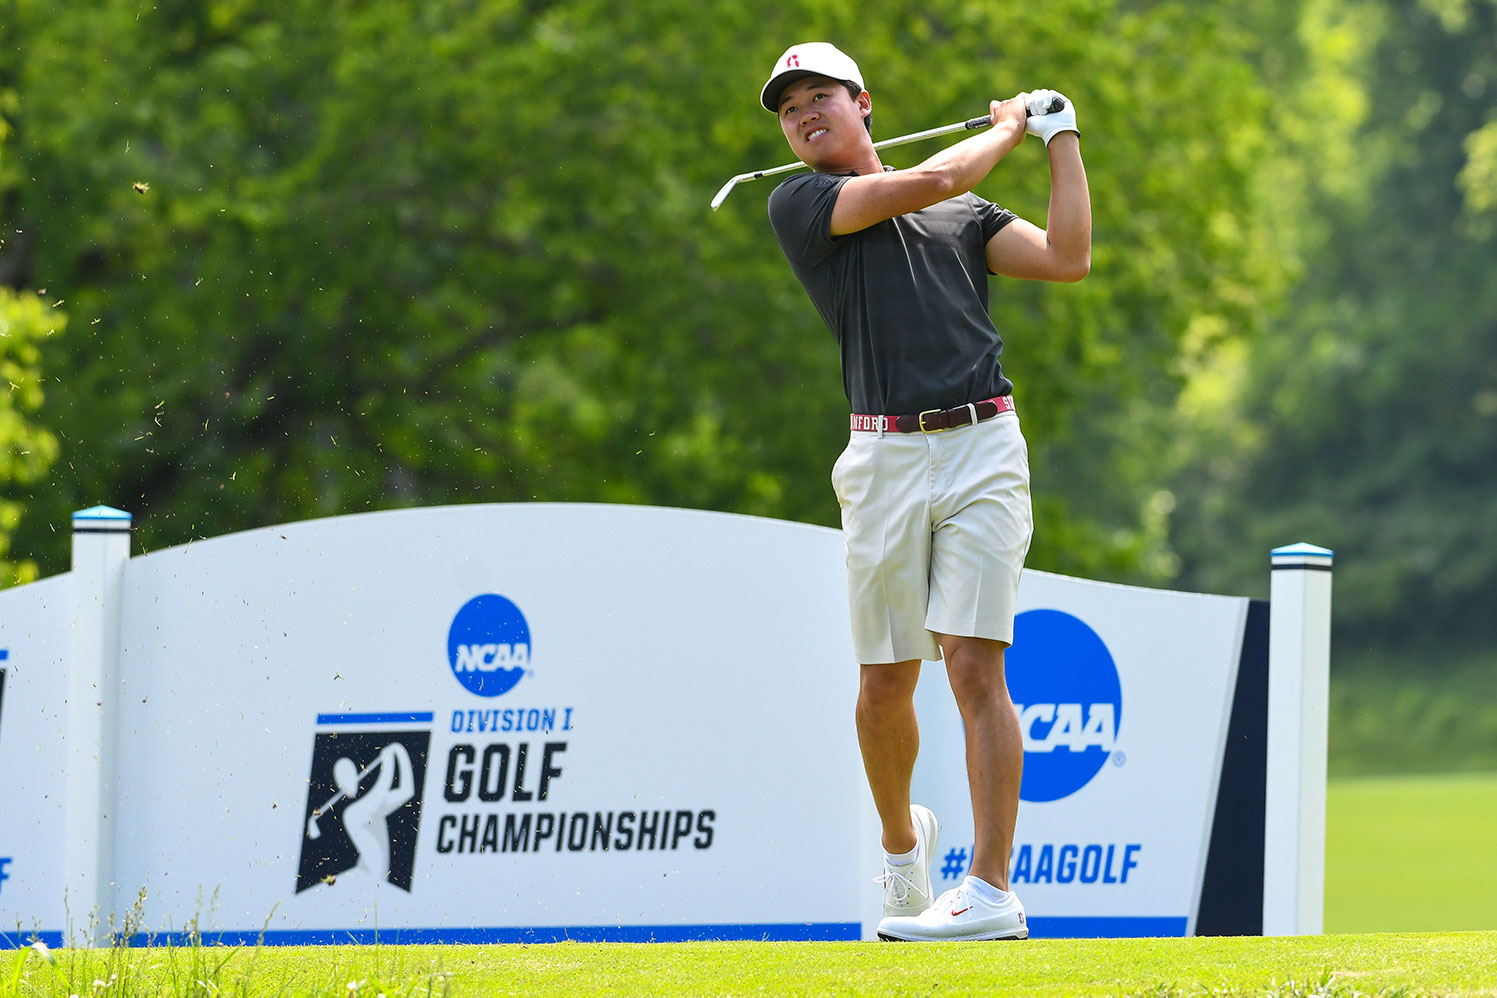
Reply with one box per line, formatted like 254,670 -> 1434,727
910,118 -> 1027,199
1045,133 -> 1091,277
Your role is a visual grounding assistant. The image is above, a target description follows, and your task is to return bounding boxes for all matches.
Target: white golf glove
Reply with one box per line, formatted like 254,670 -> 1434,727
1025,89 -> 1078,146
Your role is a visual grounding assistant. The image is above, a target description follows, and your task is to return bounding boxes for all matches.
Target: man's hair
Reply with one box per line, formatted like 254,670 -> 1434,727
841,80 -> 872,134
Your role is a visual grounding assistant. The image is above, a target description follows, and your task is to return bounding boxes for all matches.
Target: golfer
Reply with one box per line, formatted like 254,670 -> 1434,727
761,42 -> 1090,941
336,741 -> 416,885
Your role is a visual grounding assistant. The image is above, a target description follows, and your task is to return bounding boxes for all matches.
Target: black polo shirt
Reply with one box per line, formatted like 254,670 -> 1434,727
769,171 -> 1017,414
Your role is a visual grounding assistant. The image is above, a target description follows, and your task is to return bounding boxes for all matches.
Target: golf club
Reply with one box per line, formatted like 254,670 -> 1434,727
305,755 -> 383,840
710,96 -> 1067,211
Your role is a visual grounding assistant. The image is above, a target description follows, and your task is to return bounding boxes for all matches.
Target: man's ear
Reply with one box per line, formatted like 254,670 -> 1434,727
858,90 -> 872,118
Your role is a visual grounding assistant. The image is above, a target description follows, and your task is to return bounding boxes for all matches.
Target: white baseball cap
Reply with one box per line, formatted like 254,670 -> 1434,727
760,42 -> 865,113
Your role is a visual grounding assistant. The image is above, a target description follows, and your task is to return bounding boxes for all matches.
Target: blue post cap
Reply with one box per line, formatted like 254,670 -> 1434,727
1271,542 -> 1333,568
72,505 -> 132,532
73,505 -> 132,520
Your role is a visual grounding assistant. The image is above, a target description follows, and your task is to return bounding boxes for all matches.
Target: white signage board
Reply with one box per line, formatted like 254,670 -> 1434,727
0,576 -> 72,946
108,504 -> 867,942
911,572 -> 1248,936
0,503 -> 1263,945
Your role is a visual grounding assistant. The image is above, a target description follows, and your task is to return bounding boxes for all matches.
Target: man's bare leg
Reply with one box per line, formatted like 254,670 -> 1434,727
856,660 -> 923,852
940,635 -> 1022,889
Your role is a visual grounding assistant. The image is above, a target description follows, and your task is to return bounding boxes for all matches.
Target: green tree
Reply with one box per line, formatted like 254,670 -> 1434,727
0,287 -> 63,584
0,30 -> 63,584
1170,0 -> 1497,660
3,0 -> 1299,588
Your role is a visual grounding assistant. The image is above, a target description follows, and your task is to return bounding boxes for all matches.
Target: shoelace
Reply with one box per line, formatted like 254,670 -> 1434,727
874,868 -> 928,906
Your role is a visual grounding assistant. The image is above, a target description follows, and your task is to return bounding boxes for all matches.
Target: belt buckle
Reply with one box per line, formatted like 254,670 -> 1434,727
917,408 -> 946,433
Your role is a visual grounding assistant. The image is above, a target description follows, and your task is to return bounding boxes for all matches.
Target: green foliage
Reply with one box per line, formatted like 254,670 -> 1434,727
5,0 -> 1491,685
1330,651 -> 1497,775
1169,0 -> 1497,664
0,289 -> 61,584
0,7 -> 63,584
0,0 -> 1296,586
1461,116 -> 1497,216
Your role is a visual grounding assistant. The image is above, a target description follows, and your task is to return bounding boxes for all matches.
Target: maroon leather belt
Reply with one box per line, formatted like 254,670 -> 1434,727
850,395 -> 1016,433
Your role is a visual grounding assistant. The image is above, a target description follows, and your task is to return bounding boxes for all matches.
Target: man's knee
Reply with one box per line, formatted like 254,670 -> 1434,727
858,661 -> 920,713
942,637 -> 1010,707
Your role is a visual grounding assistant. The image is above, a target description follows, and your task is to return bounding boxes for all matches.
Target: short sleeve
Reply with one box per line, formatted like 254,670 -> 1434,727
768,173 -> 852,270
967,192 -> 1018,242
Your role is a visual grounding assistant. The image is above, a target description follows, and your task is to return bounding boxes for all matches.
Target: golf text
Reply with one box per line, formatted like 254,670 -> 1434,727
436,740 -> 719,858
1011,843 -> 1141,885
443,741 -> 567,802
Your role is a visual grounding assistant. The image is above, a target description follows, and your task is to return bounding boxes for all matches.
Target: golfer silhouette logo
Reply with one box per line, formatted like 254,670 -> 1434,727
295,729 -> 430,893
312,743 -> 415,880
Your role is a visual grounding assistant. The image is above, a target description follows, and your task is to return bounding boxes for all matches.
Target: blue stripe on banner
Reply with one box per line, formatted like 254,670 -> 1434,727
2,920 -> 1179,948
1027,916 -> 1188,938
0,930 -> 64,950
315,712 -> 435,726
102,923 -> 861,947
0,649 -> 8,659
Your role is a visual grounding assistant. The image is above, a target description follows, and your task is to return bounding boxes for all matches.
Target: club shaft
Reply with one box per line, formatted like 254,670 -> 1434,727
711,97 -> 1067,210
711,115 -> 991,210
871,115 -> 993,153
311,756 -> 382,817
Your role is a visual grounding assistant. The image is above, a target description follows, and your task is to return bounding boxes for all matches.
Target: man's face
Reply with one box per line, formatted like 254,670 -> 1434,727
776,75 -> 869,165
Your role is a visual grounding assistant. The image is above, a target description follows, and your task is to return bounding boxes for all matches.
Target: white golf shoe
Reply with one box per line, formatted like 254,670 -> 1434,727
877,876 -> 1028,941
874,804 -> 940,918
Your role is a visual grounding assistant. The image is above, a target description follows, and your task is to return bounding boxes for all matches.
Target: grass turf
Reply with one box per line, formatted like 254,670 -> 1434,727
7,774 -> 1495,995
1325,772 -> 1497,933
5,931 -> 1497,997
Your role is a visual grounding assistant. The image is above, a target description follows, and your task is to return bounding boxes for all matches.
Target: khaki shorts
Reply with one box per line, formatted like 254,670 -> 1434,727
831,412 -> 1033,664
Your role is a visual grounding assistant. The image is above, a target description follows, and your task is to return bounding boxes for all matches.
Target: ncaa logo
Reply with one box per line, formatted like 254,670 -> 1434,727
1006,609 -> 1121,803
448,594 -> 531,698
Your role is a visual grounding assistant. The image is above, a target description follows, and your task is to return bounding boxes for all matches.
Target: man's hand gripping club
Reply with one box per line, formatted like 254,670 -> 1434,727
1023,89 -> 1078,145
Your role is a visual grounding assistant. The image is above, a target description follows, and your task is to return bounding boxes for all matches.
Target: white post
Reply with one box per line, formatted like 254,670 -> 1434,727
65,505 -> 132,943
1262,541 -> 1333,935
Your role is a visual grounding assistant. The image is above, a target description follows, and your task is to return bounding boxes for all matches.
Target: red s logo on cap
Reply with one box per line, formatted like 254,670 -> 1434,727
787,54 -> 799,67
